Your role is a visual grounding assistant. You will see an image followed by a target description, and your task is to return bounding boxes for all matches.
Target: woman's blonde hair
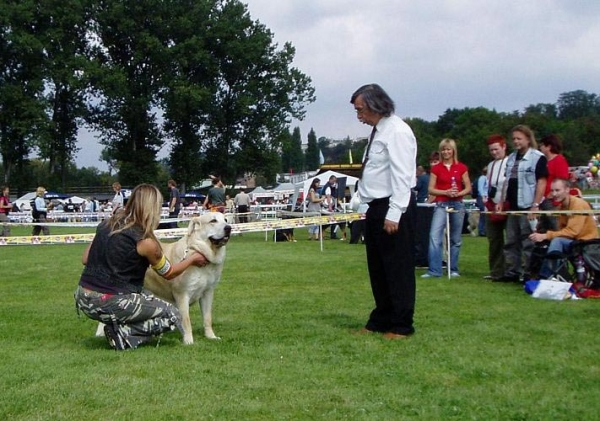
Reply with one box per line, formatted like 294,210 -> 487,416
512,124 -> 537,149
109,184 -> 163,241
439,138 -> 458,163
36,186 -> 46,196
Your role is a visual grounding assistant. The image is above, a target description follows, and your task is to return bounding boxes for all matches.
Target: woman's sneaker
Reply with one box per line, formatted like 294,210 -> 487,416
104,324 -> 128,351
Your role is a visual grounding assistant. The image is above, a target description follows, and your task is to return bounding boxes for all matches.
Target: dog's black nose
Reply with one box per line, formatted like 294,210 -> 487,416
224,225 -> 231,235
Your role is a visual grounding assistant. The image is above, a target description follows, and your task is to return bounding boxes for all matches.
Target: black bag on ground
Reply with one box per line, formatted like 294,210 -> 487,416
273,228 -> 294,242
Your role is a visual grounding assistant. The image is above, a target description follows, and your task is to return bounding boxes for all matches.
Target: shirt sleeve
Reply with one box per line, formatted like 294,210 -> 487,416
478,176 -> 488,197
386,126 -> 417,223
536,156 -> 549,179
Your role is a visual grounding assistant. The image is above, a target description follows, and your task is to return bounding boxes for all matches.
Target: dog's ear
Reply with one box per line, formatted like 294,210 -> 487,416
188,217 -> 200,236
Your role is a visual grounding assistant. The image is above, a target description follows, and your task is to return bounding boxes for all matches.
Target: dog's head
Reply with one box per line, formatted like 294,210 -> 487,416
187,213 -> 231,248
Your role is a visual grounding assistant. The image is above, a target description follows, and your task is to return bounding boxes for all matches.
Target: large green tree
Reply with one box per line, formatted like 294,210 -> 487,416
86,0 -> 170,185
199,0 -> 314,183
160,0 -> 215,191
287,127 -> 304,173
557,90 -> 600,120
438,107 -> 510,176
304,128 -> 319,170
0,0 -> 47,193
37,0 -> 92,189
279,128 -> 294,173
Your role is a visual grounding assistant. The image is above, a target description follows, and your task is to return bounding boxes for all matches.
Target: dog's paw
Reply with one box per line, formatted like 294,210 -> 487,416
95,323 -> 106,337
182,336 -> 194,345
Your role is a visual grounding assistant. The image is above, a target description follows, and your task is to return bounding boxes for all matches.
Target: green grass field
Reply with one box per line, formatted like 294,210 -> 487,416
1,227 -> 599,420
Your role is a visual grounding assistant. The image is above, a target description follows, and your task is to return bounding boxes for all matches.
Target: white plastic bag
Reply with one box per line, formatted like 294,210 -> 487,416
531,279 -> 573,300
350,191 -> 361,212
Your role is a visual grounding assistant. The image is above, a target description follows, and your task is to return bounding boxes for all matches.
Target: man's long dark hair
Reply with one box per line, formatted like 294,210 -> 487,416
350,83 -> 395,116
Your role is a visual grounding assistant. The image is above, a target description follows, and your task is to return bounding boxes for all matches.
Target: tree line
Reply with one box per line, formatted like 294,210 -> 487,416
315,90 -> 600,177
0,0 -> 315,195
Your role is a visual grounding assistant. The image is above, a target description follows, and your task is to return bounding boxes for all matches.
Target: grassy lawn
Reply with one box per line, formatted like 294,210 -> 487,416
1,227 -> 599,420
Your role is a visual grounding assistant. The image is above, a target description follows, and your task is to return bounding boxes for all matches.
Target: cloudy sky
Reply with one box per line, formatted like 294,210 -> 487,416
76,0 -> 600,169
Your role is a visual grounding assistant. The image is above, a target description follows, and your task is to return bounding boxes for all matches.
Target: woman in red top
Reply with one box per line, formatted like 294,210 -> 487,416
421,139 -> 471,278
539,134 -> 569,231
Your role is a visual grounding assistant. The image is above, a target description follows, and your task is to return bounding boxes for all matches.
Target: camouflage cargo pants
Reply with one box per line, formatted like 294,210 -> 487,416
74,285 -> 183,349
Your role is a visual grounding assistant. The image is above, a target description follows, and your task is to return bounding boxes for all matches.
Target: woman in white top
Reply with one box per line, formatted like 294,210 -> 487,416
32,186 -> 50,236
306,178 -> 325,240
484,134 -> 508,281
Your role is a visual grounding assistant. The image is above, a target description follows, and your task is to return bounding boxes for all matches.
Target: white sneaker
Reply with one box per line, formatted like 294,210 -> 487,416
421,273 -> 439,278
451,272 -> 460,278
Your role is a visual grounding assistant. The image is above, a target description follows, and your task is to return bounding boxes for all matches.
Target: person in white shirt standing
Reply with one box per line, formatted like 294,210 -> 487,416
234,189 -> 251,223
32,186 -> 50,236
111,182 -> 124,215
351,83 -> 417,339
484,134 -> 508,281
475,167 -> 489,237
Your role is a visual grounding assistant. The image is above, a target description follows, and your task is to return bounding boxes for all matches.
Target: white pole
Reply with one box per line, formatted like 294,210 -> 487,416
446,208 -> 451,279
319,224 -> 324,251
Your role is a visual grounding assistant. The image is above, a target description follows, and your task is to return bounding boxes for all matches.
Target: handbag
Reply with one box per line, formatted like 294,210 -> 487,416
485,199 -> 508,223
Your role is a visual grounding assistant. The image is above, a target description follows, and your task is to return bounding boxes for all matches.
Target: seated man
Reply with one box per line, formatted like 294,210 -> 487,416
529,178 -> 598,279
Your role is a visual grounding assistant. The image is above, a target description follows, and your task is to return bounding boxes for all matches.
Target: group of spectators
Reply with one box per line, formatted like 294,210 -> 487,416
415,125 -> 598,283
202,175 -> 253,224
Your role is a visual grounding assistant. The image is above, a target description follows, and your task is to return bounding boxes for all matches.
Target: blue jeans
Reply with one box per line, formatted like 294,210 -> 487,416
539,237 -> 574,279
427,201 -> 465,276
476,196 -> 486,236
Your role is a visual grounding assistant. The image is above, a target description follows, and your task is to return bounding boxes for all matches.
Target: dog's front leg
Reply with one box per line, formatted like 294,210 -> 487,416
174,296 -> 194,345
200,289 -> 220,340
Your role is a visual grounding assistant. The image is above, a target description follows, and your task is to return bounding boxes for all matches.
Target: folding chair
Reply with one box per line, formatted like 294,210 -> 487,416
544,251 -> 571,282
529,241 -> 571,282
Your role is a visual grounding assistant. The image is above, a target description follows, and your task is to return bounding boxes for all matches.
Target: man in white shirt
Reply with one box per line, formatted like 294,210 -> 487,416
234,189 -> 251,223
322,175 -> 337,212
351,83 -> 417,339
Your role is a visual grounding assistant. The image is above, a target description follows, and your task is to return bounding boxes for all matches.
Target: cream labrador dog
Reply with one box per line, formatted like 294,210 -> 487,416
96,213 -> 231,344
145,213 -> 231,344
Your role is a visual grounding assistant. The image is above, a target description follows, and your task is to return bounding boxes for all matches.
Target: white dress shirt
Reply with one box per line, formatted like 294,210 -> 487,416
487,157 -> 507,204
112,191 -> 123,212
358,114 -> 417,223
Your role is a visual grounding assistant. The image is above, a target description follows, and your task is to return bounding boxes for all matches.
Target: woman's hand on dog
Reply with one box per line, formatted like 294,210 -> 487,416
189,251 -> 209,267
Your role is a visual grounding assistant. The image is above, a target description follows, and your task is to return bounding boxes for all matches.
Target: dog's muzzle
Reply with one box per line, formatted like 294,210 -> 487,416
209,225 -> 231,247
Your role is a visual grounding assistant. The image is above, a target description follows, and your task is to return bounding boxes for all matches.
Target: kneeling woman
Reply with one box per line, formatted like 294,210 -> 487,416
74,184 -> 207,350
422,139 -> 471,278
